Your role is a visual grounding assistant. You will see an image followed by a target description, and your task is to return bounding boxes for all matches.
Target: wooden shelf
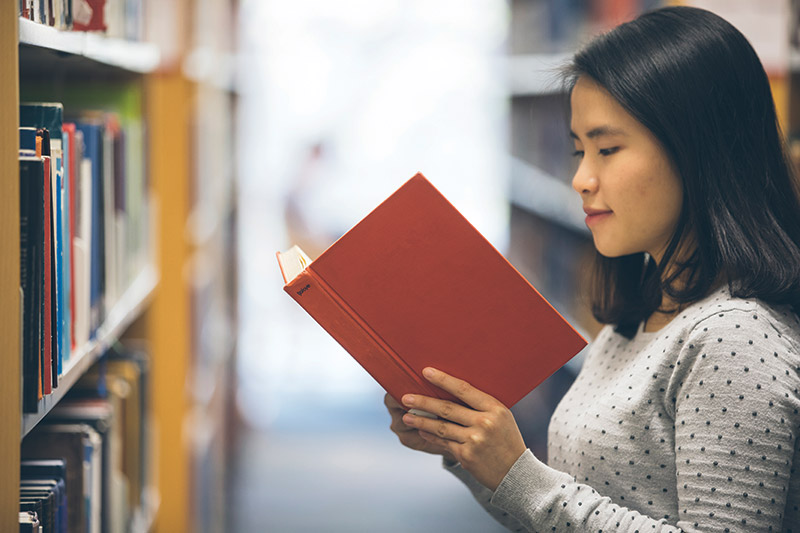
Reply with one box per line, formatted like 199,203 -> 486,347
509,157 -> 589,235
507,53 -> 572,96
21,264 -> 158,439
18,18 -> 160,73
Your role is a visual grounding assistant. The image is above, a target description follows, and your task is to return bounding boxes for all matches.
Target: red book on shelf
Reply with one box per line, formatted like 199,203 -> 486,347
277,173 -> 587,408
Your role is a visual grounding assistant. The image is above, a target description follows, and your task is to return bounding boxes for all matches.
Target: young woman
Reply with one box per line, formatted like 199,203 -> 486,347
385,6 -> 800,532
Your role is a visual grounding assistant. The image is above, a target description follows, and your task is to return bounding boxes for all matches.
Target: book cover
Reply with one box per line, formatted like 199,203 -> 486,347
277,173 -> 587,408
19,157 -> 45,412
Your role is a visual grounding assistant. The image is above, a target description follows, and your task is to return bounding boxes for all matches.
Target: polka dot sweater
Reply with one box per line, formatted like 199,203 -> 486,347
446,287 -> 800,532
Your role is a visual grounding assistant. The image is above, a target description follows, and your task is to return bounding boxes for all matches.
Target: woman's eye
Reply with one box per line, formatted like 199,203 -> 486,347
599,147 -> 619,156
572,150 -> 584,158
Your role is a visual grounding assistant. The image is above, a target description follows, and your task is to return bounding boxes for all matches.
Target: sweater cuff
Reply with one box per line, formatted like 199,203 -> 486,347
490,449 -> 572,517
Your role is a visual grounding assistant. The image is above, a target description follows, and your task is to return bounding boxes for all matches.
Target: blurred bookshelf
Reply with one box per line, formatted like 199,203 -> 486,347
3,0 -> 239,531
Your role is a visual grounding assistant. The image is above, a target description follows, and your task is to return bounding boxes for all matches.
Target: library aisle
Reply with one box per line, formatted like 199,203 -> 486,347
227,383 -> 508,532
230,2 -> 512,530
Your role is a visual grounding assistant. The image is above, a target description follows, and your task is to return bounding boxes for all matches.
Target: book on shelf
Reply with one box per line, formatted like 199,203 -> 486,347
21,103 -> 69,380
18,95 -> 152,412
75,119 -> 105,338
21,477 -> 69,532
63,122 -> 77,350
19,459 -> 68,533
22,425 -> 95,533
277,173 -> 587,410
19,156 -> 45,411
21,344 -> 153,533
37,134 -> 54,396
18,510 -> 41,532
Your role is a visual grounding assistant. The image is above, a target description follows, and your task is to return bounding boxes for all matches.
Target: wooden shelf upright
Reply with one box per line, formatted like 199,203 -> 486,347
0,2 -> 21,528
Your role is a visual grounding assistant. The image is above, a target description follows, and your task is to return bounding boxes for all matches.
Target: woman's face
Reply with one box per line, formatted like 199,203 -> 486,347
570,76 -> 684,263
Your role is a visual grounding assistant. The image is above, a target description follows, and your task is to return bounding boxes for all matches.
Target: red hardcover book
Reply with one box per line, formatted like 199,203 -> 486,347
277,173 -> 587,408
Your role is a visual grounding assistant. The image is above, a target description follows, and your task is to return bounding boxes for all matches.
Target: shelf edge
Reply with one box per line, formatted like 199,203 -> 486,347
19,18 -> 161,73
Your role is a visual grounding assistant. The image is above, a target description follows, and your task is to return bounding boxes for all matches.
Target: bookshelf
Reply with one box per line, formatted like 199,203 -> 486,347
3,0 -> 239,531
4,2 -> 163,530
146,0 -> 239,531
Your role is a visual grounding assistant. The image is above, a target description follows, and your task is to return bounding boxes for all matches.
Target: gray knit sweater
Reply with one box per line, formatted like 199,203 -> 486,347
446,286 -> 800,532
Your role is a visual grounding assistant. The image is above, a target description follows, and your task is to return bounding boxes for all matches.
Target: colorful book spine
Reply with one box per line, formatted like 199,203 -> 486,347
19,155 -> 45,412
75,121 -> 104,338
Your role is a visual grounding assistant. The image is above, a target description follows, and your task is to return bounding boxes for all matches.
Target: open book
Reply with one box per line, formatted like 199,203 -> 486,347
277,173 -> 586,410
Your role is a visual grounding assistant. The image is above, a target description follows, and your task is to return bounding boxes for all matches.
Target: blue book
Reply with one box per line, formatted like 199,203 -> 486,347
74,121 -> 104,338
19,127 -> 37,156
61,129 -> 72,365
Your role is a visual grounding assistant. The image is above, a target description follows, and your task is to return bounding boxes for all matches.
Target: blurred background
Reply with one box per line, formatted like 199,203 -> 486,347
230,0 -> 791,531
230,0 -> 794,531
10,0 -> 798,531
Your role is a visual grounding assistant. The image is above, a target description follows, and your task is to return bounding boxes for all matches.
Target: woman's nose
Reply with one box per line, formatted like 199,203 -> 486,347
572,159 -> 599,195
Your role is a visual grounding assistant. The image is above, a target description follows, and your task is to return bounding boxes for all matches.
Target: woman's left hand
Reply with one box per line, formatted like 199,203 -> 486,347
401,367 -> 527,491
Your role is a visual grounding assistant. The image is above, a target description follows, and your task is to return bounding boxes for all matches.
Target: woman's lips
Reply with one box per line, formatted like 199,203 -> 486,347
583,208 -> 612,227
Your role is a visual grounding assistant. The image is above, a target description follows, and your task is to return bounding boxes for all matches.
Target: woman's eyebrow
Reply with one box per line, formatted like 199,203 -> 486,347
569,125 -> 628,140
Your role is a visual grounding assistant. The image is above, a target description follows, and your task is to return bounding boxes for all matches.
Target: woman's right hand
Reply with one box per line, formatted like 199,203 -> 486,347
384,393 -> 456,463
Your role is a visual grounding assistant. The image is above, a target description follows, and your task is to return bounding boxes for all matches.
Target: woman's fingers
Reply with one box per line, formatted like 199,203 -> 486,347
383,393 -> 404,410
420,367 -> 497,411
401,393 -> 471,426
402,411 -> 469,444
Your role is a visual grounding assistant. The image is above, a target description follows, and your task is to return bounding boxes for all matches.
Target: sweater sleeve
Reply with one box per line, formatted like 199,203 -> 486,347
490,450 -> 685,532
450,307 -> 799,532
443,459 -> 530,532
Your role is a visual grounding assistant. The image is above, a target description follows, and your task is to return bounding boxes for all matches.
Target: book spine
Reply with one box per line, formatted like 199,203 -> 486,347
52,141 -> 64,383
41,154 -> 53,396
20,158 -> 44,412
285,268 -> 440,403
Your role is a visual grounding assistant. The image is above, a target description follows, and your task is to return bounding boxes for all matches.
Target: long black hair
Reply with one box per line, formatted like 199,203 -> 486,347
563,6 -> 800,337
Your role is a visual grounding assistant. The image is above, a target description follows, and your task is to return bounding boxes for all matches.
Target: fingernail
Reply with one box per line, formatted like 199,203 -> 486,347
403,413 -> 415,425
402,394 -> 415,406
423,368 -> 435,378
